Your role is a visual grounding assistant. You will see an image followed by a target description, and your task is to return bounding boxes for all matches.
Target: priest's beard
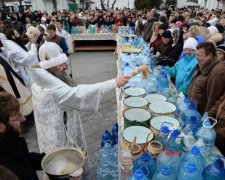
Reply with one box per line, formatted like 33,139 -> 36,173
50,70 -> 72,86
0,123 -> 20,138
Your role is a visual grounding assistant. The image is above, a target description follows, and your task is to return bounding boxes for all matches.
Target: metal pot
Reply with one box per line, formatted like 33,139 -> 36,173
41,146 -> 87,180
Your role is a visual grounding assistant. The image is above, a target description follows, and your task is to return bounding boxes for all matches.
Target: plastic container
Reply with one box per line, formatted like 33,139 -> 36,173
157,126 -> 170,148
182,146 -> 205,172
203,159 -> 225,180
195,117 -> 217,157
156,148 -> 181,174
152,165 -> 175,180
133,152 -> 156,179
177,163 -> 203,180
128,169 -> 148,180
101,130 -> 112,148
112,123 -> 118,145
182,104 -> 201,125
158,71 -> 169,94
97,140 -> 113,179
167,129 -> 182,154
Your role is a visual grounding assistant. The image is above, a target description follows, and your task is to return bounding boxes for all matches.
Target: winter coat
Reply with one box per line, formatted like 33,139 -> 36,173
0,137 -> 45,180
188,56 -> 225,114
165,54 -> 198,96
143,19 -> 155,42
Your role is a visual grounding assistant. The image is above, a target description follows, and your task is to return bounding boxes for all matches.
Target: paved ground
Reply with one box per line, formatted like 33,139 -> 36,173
23,51 -> 118,179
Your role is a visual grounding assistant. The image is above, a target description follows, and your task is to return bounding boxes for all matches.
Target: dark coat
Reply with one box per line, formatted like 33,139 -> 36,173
209,94 -> 225,156
0,137 -> 45,180
188,57 -> 225,114
143,19 -> 155,42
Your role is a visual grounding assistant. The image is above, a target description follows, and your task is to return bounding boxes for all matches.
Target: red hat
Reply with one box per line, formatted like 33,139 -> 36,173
175,21 -> 183,29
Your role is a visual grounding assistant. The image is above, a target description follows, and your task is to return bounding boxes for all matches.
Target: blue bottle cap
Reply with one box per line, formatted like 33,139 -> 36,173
214,159 -> 224,169
191,146 -> 200,156
188,104 -> 195,110
171,129 -> 181,138
161,165 -> 172,176
184,98 -> 190,103
190,116 -> 197,123
125,62 -> 129,66
140,152 -> 151,161
134,169 -> 145,179
160,126 -> 170,135
185,163 -> 196,173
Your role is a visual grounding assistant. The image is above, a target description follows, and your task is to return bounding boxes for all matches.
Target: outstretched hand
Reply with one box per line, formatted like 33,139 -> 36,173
115,75 -> 131,88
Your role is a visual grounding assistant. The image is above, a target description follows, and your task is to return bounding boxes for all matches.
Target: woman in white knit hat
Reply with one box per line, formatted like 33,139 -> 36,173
29,42 -> 130,178
165,37 -> 198,96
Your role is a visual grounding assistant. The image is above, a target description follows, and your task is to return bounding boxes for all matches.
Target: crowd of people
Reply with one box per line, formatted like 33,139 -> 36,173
0,5 -> 225,180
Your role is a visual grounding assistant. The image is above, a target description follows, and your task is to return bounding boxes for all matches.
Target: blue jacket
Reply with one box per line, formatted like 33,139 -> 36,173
165,55 -> 198,96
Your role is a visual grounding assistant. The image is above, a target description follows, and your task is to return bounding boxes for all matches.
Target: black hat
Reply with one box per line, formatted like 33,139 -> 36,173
217,44 -> 225,54
161,30 -> 172,39
159,23 -> 168,30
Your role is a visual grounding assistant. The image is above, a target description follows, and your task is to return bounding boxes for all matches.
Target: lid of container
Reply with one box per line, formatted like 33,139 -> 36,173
160,126 -> 170,135
171,129 -> 181,138
184,98 -> 190,103
149,101 -> 176,114
150,116 -> 179,131
124,97 -> 148,108
185,163 -> 197,173
161,165 -> 172,175
191,146 -> 200,156
134,169 -> 145,179
145,94 -> 166,104
188,104 -> 195,110
214,159 -> 224,169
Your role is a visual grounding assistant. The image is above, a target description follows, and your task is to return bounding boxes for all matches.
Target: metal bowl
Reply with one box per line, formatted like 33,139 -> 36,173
41,147 -> 86,178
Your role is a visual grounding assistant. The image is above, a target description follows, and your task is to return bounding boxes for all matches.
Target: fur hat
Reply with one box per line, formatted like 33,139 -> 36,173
25,26 -> 41,39
217,44 -> 225,54
207,26 -> 219,35
207,18 -> 218,26
39,42 -> 67,69
183,37 -> 198,50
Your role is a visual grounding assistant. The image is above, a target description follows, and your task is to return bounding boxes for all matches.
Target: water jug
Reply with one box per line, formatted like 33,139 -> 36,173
128,169 -> 148,180
101,130 -> 112,148
177,163 -> 203,180
167,129 -> 182,154
158,71 -> 169,94
195,117 -> 217,157
157,126 -> 170,148
112,123 -> 118,145
182,104 -> 201,125
133,152 -> 156,179
182,146 -> 205,172
203,159 -> 225,180
152,165 -> 175,180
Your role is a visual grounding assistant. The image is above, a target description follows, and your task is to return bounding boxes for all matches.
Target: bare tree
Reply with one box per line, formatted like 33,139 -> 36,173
100,0 -> 106,10
111,0 -> 117,9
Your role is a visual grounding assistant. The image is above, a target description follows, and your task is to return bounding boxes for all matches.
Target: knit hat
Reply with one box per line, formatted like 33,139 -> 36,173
217,44 -> 225,54
161,30 -> 172,39
39,42 -> 67,69
207,26 -> 219,35
175,21 -> 183,29
183,37 -> 198,50
207,18 -> 218,26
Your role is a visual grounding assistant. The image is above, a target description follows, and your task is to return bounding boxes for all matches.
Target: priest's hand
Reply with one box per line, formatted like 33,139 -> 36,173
115,76 -> 131,88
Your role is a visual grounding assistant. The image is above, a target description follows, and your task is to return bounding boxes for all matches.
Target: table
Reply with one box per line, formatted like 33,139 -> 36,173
71,33 -> 117,52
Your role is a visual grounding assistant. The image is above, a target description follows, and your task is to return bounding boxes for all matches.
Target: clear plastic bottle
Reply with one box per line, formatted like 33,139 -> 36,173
112,123 -> 118,146
158,71 -> 169,94
203,159 -> 225,180
182,104 -> 201,125
182,146 -> 205,172
128,169 -> 148,180
167,129 -> 182,154
133,152 -> 156,179
157,126 -> 170,148
101,130 -> 112,148
177,163 -> 203,180
195,117 -> 216,157
156,148 -> 181,174
97,140 -> 113,180
152,165 -> 176,180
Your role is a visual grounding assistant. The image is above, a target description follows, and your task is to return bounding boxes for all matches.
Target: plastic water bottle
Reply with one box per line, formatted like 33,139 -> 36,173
182,146 -> 205,172
97,140 -> 113,180
195,117 -> 216,157
157,126 -> 170,148
111,144 -> 118,179
203,159 -> 225,180
167,129 -> 182,154
182,104 -> 201,125
152,165 -> 175,180
101,130 -> 112,148
112,123 -> 118,145
158,71 -> 169,93
156,148 -> 181,174
177,163 -> 203,180
133,152 -> 156,179
186,116 -> 200,135
121,62 -> 132,76
128,169 -> 148,180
